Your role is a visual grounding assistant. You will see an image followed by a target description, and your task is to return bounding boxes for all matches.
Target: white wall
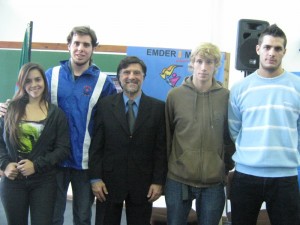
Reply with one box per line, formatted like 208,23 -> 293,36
0,0 -> 299,88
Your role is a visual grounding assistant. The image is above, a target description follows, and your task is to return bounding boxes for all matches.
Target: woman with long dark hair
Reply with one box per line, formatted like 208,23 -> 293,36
0,62 -> 70,225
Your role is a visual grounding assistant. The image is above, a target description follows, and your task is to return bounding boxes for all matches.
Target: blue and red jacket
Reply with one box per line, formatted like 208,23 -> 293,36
46,60 -> 117,170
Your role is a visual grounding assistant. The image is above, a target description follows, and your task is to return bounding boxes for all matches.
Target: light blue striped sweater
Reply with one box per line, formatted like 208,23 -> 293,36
228,71 -> 300,177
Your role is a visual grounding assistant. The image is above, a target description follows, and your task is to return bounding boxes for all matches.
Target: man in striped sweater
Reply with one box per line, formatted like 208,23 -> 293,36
228,24 -> 300,225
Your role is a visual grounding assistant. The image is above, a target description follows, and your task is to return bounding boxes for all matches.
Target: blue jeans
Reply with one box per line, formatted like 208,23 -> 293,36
231,171 -> 300,225
0,173 -> 56,225
53,168 -> 95,225
165,178 -> 225,225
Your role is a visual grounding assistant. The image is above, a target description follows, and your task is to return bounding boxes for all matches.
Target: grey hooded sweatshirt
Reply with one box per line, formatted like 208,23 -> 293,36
165,75 -> 235,187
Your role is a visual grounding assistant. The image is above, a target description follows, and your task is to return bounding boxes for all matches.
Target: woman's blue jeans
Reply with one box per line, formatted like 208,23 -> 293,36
0,173 -> 56,225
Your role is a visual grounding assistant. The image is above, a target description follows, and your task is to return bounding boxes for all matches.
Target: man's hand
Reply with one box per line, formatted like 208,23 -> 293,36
147,184 -> 163,202
0,99 -> 10,117
91,180 -> 108,202
4,162 -> 19,180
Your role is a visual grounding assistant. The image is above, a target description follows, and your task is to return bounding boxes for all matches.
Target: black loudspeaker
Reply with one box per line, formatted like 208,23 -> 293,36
235,19 -> 269,72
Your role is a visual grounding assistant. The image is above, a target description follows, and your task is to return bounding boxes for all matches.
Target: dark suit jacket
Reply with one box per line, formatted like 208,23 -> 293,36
89,92 -> 167,204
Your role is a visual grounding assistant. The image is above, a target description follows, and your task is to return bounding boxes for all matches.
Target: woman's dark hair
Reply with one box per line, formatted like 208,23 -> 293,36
4,62 -> 49,149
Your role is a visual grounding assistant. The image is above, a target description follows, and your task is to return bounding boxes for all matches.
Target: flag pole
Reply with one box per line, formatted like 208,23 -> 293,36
18,21 -> 33,70
16,21 -> 33,92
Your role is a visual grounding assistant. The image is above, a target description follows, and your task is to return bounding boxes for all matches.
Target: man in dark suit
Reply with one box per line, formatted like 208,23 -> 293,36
88,56 -> 167,225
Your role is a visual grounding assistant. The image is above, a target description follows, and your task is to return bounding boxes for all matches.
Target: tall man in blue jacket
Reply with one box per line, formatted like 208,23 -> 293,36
89,56 -> 167,225
45,26 -> 117,225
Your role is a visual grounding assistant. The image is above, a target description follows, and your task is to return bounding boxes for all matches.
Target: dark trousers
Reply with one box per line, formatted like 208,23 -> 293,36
95,195 -> 152,225
231,171 -> 300,225
0,174 -> 56,225
53,168 -> 95,225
